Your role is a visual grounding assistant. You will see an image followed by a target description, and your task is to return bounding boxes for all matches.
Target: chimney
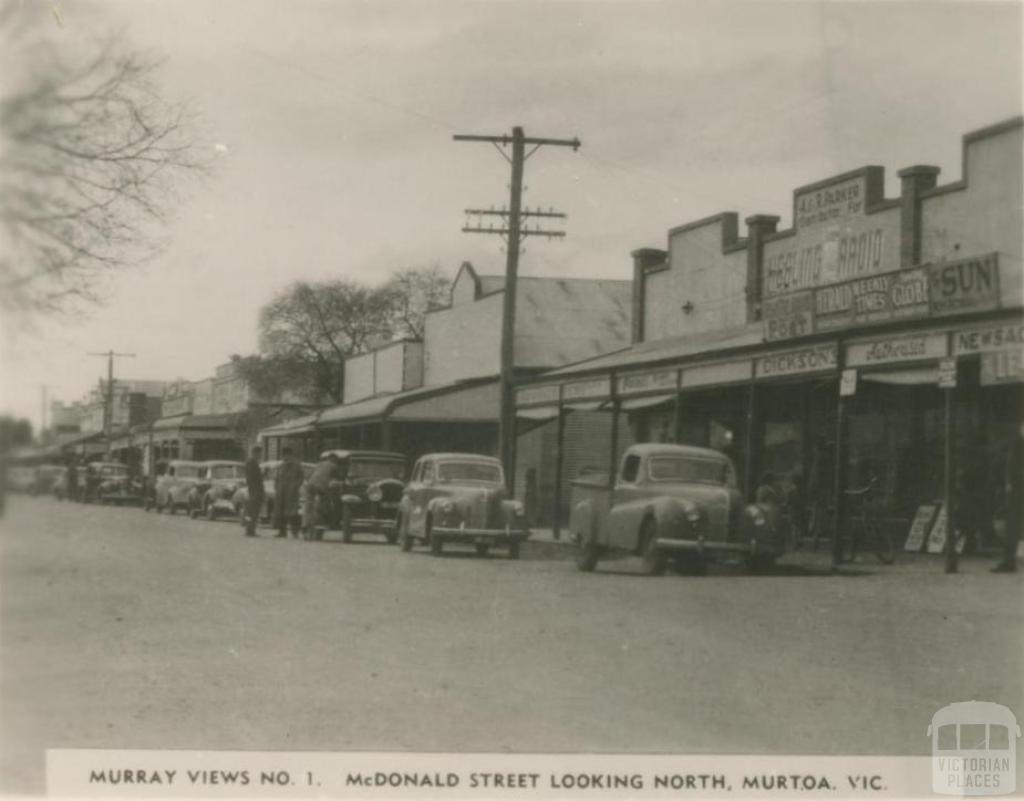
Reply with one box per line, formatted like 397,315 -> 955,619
744,215 -> 780,322
898,165 -> 940,267
630,248 -> 667,343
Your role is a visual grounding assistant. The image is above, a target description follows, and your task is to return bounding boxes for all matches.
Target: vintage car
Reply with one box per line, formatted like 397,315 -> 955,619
320,450 -> 407,543
33,464 -> 67,497
153,460 -> 204,514
187,461 -> 246,520
87,461 -> 144,505
569,443 -> 785,575
396,453 -> 529,558
229,460 -> 316,524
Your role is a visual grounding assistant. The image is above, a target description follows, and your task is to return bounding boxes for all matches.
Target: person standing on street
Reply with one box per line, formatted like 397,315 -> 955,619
66,455 -> 79,503
274,447 -> 304,539
303,452 -> 341,540
243,445 -> 264,537
993,422 -> 1024,573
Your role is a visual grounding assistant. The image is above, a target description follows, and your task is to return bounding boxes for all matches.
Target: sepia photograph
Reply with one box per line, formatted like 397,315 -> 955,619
0,0 -> 1022,797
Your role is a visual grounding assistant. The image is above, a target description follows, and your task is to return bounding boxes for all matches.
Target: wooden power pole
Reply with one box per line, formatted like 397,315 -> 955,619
88,350 -> 135,458
453,127 -> 581,491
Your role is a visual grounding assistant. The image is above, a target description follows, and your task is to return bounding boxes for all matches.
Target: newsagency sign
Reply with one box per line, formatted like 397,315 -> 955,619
762,254 -> 1001,342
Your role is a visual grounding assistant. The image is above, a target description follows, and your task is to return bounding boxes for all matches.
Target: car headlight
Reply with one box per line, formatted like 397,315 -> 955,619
367,486 -> 383,502
439,499 -> 455,513
747,505 -> 766,526
506,500 -> 525,517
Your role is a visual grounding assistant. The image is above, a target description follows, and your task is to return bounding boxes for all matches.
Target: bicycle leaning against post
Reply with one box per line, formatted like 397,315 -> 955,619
838,475 -> 895,565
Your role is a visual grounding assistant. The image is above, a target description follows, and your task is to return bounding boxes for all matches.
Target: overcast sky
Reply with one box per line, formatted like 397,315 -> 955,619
1,0 -> 1021,429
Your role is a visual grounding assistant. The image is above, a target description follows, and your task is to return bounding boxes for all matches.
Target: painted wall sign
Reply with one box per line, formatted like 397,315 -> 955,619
762,292 -> 814,342
845,332 -> 948,367
756,344 -> 838,379
516,384 -> 559,407
981,349 -> 1024,386
951,320 -> 1024,356
616,368 -> 678,397
561,377 -> 611,402
763,228 -> 890,296
928,254 -> 1000,316
795,176 -> 865,229
681,360 -> 752,388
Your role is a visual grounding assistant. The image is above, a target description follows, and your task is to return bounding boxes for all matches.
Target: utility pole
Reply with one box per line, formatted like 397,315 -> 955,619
454,127 -> 581,491
88,350 -> 135,459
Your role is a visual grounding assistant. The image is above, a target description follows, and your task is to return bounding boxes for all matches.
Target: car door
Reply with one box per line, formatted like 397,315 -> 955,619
404,458 -> 433,537
608,453 -> 646,550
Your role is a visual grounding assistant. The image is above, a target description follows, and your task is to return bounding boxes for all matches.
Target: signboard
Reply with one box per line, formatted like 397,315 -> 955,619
937,358 -> 958,389
516,384 -> 559,407
795,176 -> 867,229
681,359 -> 752,389
839,368 -> 857,397
561,377 -> 611,403
926,505 -> 966,555
952,320 -> 1024,356
756,344 -> 838,379
762,292 -> 814,342
905,504 -> 938,552
815,268 -> 930,332
845,332 -> 948,368
981,349 -> 1024,386
616,368 -> 678,397
928,254 -> 1000,316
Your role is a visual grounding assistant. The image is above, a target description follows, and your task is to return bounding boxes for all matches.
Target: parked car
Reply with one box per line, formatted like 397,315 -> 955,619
396,453 -> 529,558
568,443 -> 784,575
319,450 -> 407,543
153,460 -> 204,514
229,460 -> 316,524
188,461 -> 245,520
33,464 -> 66,497
89,462 -> 144,505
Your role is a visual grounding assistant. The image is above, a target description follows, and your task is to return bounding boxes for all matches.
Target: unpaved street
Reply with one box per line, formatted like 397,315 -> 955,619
2,497 -> 1022,794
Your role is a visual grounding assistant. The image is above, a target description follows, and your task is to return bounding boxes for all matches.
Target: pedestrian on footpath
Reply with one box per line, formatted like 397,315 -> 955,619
274,447 -> 304,539
243,445 -> 264,537
66,455 -> 79,503
992,423 -> 1023,573
303,452 -> 341,540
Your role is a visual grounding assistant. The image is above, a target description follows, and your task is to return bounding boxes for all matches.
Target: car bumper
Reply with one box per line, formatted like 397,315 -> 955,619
654,535 -> 782,557
350,517 -> 397,533
433,524 -> 531,544
211,499 -> 237,512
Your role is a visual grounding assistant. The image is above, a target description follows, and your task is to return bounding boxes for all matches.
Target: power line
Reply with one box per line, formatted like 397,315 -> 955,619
87,350 -> 135,459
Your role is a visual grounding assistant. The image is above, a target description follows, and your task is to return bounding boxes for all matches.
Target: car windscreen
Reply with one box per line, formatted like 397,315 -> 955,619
98,466 -> 128,477
648,456 -> 734,486
347,460 -> 405,481
210,465 -> 244,480
437,461 -> 502,484
176,466 -> 201,478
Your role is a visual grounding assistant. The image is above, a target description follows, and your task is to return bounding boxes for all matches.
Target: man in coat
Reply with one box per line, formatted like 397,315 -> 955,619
274,447 -> 305,539
243,445 -> 264,537
303,452 -> 341,539
993,422 -> 1023,573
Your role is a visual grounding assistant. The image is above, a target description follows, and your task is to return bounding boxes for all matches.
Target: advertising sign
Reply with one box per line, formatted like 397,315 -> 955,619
516,384 -> 559,407
762,292 -> 814,342
981,349 -> 1024,386
928,254 -> 1000,315
756,344 -> 838,379
616,368 -> 678,397
839,368 -> 857,397
905,504 -> 938,552
952,320 -> 1024,356
561,377 -> 611,402
845,332 -> 948,367
815,268 -> 930,332
938,358 -> 958,389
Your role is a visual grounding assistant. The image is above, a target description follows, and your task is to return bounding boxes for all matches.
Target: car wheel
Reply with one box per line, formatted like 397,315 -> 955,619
508,541 -> 520,560
639,519 -> 667,576
673,553 -> 706,576
205,499 -> 215,521
575,532 -> 600,572
747,553 -> 777,574
427,518 -> 443,556
475,543 -> 490,557
341,505 -> 353,543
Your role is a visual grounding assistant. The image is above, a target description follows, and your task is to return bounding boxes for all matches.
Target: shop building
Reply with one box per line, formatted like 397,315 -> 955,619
516,117 -> 1023,551
261,262 -> 632,486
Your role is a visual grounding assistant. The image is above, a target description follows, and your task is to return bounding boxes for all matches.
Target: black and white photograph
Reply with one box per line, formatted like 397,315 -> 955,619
0,0 -> 1022,797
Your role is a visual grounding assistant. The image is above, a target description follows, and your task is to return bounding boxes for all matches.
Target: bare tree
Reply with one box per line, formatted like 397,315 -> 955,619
0,11 -> 207,314
234,280 -> 396,405
383,265 -> 452,339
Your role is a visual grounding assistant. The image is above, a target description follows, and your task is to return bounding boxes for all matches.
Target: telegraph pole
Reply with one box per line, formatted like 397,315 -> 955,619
88,350 -> 135,459
454,127 -> 581,491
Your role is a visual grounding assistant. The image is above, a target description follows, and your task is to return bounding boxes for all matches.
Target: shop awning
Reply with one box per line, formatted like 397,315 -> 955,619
861,367 -> 940,385
516,406 -> 560,421
259,412 -> 320,438
318,378 -> 498,427
619,393 -> 675,411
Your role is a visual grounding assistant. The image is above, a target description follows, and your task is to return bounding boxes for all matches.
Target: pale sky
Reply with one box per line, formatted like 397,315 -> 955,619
1,0 -> 1021,430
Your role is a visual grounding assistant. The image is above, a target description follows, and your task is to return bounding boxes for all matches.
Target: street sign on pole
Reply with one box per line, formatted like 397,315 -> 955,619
839,368 -> 857,397
938,357 -> 958,389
